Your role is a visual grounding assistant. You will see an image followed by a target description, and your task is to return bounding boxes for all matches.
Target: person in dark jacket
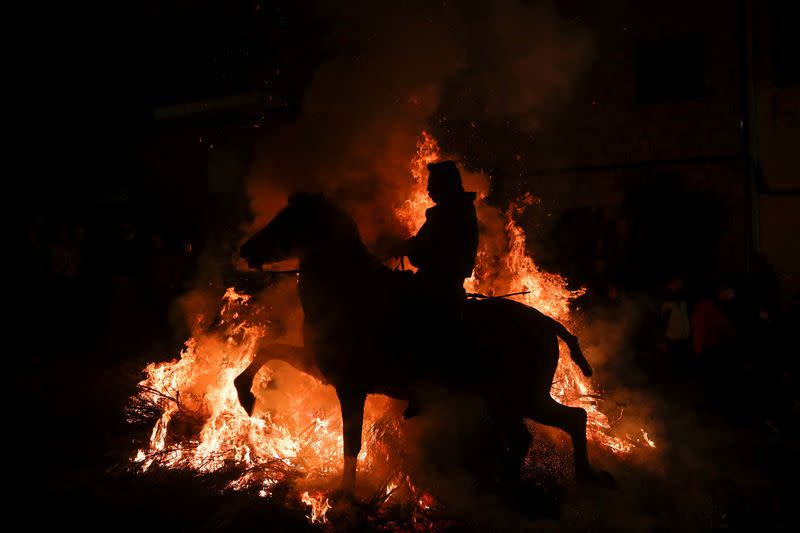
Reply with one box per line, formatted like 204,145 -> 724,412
392,160 -> 479,417
400,160 -> 479,317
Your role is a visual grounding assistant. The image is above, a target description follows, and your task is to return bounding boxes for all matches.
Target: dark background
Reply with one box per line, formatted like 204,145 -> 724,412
12,0 -> 800,530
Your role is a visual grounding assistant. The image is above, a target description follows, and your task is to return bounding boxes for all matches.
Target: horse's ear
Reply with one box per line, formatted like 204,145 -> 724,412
288,192 -> 305,205
291,192 -> 326,201
288,192 -> 326,208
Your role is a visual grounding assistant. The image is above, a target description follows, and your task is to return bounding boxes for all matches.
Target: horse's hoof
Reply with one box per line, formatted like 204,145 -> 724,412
594,469 -> 616,488
403,403 -> 421,419
331,488 -> 356,500
327,482 -> 357,502
328,494 -> 366,527
234,376 -> 256,416
577,467 -> 616,489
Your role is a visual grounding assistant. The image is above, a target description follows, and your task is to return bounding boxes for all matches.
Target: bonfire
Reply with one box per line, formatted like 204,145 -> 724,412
127,131 -> 655,526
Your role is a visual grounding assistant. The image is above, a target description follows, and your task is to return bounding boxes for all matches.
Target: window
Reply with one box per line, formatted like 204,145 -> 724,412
771,0 -> 800,87
635,36 -> 705,103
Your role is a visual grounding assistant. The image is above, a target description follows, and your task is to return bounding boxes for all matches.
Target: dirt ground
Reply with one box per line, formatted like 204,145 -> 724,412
13,304 -> 798,532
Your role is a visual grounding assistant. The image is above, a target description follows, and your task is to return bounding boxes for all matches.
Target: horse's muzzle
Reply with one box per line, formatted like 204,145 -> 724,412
239,245 -> 260,269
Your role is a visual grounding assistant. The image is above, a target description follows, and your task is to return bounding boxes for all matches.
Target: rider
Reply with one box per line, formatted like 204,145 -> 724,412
402,160 -> 479,317
392,160 -> 479,417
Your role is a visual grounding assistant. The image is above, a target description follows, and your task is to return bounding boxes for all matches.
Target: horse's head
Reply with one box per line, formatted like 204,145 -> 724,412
240,192 -> 363,269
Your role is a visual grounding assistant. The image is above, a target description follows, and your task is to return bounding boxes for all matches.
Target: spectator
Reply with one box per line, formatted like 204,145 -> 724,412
692,283 -> 736,357
660,276 -> 691,379
691,282 -> 738,405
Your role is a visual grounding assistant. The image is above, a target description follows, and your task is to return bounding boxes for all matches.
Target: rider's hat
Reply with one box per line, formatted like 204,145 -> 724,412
427,160 -> 464,197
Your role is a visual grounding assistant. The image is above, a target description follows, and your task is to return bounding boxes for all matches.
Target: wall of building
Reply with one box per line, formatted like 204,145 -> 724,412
500,0 -> 796,296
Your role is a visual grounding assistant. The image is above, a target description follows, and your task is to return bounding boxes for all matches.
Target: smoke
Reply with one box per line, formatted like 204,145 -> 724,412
441,0 -> 591,129
246,0 -> 591,242
246,1 -> 461,240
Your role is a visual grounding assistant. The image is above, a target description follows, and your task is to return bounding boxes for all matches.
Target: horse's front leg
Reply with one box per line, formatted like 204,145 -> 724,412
336,385 -> 367,498
234,342 -> 316,416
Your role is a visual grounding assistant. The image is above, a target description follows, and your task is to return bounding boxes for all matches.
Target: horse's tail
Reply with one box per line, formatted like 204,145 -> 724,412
548,317 -> 593,377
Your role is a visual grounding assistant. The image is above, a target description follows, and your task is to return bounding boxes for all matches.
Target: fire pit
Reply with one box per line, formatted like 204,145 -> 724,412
127,132 -> 655,527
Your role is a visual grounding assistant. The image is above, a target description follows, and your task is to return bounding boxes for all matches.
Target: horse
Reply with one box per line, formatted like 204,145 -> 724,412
235,192 -> 613,497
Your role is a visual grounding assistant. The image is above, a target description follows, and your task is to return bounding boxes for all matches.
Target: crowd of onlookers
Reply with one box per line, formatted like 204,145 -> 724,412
23,211 -> 201,359
586,267 -> 799,433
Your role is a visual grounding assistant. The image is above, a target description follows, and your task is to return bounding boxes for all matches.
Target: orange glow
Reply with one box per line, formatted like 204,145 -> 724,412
132,288 -> 409,501
641,429 -> 656,448
395,131 -> 436,234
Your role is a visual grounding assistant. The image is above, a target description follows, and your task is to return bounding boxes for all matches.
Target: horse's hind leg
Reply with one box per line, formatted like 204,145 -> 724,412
530,396 -> 614,486
530,396 -> 589,474
491,410 -> 533,481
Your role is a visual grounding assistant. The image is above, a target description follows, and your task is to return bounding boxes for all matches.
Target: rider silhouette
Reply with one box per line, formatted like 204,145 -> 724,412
393,160 -> 478,417
399,160 -> 479,312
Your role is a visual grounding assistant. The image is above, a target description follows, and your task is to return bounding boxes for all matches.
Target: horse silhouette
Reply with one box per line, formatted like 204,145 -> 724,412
235,192 -> 612,497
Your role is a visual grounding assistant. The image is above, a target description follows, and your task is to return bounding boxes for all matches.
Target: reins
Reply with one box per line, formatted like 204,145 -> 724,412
467,290 -> 531,301
260,269 -> 301,276
257,259 -> 530,302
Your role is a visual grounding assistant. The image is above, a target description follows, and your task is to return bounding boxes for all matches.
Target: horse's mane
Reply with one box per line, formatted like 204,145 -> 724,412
289,192 -> 362,244
289,192 -> 389,272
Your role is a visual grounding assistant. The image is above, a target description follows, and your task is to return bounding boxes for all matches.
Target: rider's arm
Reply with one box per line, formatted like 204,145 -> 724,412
406,219 -> 436,268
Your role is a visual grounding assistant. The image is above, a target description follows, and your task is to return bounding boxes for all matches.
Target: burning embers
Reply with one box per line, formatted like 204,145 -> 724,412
128,132 -> 654,524
130,288 -> 409,494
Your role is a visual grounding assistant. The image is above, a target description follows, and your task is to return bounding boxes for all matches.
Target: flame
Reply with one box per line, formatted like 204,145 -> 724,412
129,131 -> 653,525
641,429 -> 656,448
301,491 -> 332,523
397,132 -> 650,455
130,287 -> 409,501
395,131 -> 437,234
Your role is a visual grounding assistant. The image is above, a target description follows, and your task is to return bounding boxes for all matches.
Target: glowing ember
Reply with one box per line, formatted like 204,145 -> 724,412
418,492 -> 436,511
641,429 -> 656,448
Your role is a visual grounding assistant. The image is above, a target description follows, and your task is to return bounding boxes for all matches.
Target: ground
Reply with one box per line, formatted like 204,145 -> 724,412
14,299 -> 798,532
